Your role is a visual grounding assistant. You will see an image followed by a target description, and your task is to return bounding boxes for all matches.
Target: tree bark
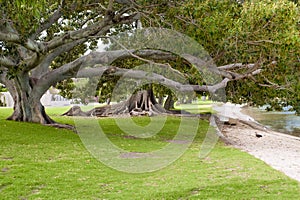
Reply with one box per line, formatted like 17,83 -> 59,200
63,89 -> 172,117
164,95 -> 175,110
158,95 -> 164,105
7,98 -> 55,124
5,74 -> 55,124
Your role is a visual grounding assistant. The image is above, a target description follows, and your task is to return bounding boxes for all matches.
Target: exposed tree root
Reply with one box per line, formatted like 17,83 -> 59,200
62,90 -> 211,119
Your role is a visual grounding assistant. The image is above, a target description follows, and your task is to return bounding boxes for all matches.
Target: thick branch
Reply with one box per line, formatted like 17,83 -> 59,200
183,54 -> 263,81
31,38 -> 87,78
44,8 -> 139,51
74,65 -> 207,92
182,54 -> 234,80
0,33 -> 44,54
36,58 -> 83,94
0,22 -> 43,53
0,31 -> 19,42
36,49 -> 175,89
218,63 -> 255,70
0,56 -> 16,67
77,66 -> 262,93
35,49 -> 263,96
30,8 -> 63,40
76,65 -> 109,78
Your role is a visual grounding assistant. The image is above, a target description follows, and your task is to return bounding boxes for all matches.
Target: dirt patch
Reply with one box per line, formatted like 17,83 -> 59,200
1,168 -> 9,173
1,157 -> 13,160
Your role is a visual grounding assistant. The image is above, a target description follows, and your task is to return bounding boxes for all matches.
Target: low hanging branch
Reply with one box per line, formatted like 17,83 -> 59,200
61,49 -> 263,118
36,49 -> 263,97
0,0 -> 265,124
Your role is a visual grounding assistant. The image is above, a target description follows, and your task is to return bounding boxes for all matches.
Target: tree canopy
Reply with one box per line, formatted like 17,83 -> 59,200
0,0 -> 299,126
154,0 -> 300,112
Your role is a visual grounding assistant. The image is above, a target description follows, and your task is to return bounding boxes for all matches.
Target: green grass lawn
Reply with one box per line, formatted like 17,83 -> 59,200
0,107 -> 299,199
174,100 -> 214,114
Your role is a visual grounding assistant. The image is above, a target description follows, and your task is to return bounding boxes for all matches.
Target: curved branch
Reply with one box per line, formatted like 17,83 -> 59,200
182,54 -> 235,80
0,31 -> 43,53
73,66 -> 231,93
0,21 -> 43,53
34,49 -> 263,97
0,31 -> 19,42
36,49 -> 176,88
44,11 -> 139,52
30,8 -> 63,40
43,19 -> 111,51
0,56 -> 16,68
31,38 -> 87,78
218,63 -> 255,70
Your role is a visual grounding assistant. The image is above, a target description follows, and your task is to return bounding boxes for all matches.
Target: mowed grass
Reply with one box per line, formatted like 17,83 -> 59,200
0,107 -> 299,199
174,100 -> 214,114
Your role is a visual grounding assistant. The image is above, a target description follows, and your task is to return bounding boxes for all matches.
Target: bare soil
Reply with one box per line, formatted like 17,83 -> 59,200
213,103 -> 300,182
220,120 -> 300,182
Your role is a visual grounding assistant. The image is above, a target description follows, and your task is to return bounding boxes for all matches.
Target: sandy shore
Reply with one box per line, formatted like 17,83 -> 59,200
214,103 -> 300,182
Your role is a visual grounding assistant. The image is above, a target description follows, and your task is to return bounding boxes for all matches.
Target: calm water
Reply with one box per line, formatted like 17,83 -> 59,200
244,108 -> 300,137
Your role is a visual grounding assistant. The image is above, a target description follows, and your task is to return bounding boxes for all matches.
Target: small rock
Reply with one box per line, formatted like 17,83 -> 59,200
255,133 -> 263,138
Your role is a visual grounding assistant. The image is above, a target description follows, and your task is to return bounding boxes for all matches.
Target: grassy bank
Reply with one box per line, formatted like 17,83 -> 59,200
0,107 -> 299,199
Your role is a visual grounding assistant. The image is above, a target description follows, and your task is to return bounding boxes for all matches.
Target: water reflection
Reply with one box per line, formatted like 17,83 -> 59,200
243,108 -> 300,137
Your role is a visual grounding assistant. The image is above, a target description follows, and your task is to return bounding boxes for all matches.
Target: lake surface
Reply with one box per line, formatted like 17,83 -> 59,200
243,107 -> 300,137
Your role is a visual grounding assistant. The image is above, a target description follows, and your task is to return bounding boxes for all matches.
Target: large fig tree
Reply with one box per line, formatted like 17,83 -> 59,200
0,0 -> 143,124
0,0 -> 273,126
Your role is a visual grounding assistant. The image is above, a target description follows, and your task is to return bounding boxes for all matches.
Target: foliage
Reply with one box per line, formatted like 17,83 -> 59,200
0,0 -> 299,124
0,83 -> 7,92
0,0 -> 49,35
153,0 -> 300,112
55,79 -> 75,100
226,0 -> 300,112
0,0 -> 147,123
0,107 -> 299,199
79,0 -> 300,111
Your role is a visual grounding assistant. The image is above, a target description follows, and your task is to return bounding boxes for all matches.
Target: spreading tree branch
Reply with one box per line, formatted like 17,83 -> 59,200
34,49 -> 263,96
218,63 -> 255,70
36,49 -> 177,90
31,38 -> 87,78
0,56 -> 16,68
0,21 -> 43,53
29,8 -> 63,40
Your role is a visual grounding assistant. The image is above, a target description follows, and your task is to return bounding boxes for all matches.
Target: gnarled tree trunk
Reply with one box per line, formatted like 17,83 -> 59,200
5,74 -> 55,124
7,95 -> 54,124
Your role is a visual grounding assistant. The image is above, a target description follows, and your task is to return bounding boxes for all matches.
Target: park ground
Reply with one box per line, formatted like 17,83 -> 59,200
0,106 -> 299,199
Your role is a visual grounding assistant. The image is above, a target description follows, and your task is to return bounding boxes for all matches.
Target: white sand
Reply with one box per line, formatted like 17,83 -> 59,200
213,103 -> 300,182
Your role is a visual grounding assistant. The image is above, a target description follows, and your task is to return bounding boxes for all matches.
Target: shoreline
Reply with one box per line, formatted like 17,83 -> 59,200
241,106 -> 300,138
214,103 -> 300,183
